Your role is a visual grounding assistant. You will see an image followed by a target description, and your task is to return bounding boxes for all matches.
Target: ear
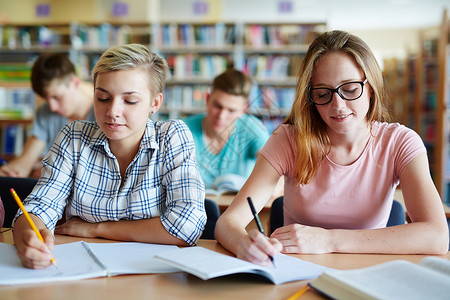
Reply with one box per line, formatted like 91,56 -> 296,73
150,93 -> 163,114
70,75 -> 81,87
242,100 -> 249,112
205,92 -> 211,105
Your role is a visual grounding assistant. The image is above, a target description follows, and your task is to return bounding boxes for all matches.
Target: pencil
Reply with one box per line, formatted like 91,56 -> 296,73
286,285 -> 309,300
247,196 -> 275,268
10,188 -> 57,266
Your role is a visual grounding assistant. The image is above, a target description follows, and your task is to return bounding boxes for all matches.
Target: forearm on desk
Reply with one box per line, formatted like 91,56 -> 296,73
71,217 -> 189,246
327,221 -> 448,255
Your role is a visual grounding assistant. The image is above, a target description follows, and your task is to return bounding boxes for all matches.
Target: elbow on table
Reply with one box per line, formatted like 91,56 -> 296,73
426,226 -> 449,255
214,216 -> 226,244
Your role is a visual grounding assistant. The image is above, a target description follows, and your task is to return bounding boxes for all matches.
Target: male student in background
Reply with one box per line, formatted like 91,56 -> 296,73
183,68 -> 270,190
0,53 -> 94,178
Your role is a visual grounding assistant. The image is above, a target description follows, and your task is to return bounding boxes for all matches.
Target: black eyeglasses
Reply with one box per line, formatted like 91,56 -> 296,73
309,79 -> 368,105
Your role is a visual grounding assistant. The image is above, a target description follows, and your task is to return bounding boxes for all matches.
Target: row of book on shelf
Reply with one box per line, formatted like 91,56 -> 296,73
50,51 -> 304,83
0,87 -> 34,156
0,25 -> 62,49
1,22 -> 324,50
244,23 -> 324,48
162,85 -> 295,114
163,54 -> 303,81
0,87 -> 35,120
0,124 -> 27,157
158,23 -> 235,48
156,23 -> 324,48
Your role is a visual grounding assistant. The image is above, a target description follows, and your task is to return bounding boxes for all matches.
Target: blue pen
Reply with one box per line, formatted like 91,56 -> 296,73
0,158 -> 5,166
247,196 -> 275,267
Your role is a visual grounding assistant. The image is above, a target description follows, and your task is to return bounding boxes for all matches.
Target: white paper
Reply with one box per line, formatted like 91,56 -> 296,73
88,242 -> 179,275
0,242 -> 106,285
0,241 -> 179,285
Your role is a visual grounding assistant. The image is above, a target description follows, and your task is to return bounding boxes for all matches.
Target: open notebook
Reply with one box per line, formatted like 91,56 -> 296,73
1,242 -> 331,286
0,241 -> 179,285
154,246 -> 333,285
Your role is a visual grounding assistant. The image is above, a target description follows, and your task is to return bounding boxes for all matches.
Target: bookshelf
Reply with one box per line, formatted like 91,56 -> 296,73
241,22 -> 324,125
0,83 -> 35,160
155,21 -> 326,128
383,58 -> 405,124
435,9 -> 449,203
69,21 -> 153,80
417,32 -> 439,176
0,20 -> 326,159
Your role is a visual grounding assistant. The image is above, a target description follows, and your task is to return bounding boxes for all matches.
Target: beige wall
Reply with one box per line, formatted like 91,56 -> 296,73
349,28 -> 421,63
0,0 -> 158,23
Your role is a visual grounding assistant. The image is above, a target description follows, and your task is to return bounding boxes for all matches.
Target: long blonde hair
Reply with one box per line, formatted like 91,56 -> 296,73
284,30 -> 390,185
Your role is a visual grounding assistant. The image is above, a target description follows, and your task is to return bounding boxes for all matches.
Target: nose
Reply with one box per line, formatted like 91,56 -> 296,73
217,109 -> 227,121
329,91 -> 347,108
47,99 -> 59,112
107,99 -> 123,117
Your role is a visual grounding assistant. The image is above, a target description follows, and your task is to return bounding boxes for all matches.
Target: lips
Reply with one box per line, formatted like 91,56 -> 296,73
106,122 -> 124,129
331,113 -> 352,120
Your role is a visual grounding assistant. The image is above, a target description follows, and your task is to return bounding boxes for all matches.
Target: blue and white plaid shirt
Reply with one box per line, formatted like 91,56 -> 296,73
18,119 -> 206,245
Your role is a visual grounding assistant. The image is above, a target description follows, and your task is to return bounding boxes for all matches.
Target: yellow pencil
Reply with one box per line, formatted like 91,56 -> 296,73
286,285 -> 309,300
10,188 -> 57,266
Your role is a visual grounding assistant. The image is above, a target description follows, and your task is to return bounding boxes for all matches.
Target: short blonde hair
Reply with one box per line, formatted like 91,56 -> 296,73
92,44 -> 168,96
284,30 -> 390,185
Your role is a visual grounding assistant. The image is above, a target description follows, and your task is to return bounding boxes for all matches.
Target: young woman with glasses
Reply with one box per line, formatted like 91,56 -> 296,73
215,30 -> 449,265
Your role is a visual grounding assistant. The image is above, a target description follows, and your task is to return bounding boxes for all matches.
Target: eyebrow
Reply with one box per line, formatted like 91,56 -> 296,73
95,87 -> 141,95
312,79 -> 364,88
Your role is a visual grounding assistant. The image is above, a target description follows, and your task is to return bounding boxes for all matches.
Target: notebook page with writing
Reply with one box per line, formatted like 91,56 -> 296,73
154,246 -> 331,284
0,242 -> 106,285
87,242 -> 180,275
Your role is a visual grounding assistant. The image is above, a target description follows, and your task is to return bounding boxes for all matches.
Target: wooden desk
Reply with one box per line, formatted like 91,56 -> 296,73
1,228 -> 449,300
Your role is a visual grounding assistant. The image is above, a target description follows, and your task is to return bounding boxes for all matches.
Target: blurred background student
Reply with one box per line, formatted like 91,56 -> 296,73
183,68 -> 269,191
0,53 -> 94,178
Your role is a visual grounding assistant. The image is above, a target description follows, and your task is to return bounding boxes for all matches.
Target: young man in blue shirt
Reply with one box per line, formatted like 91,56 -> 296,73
183,69 -> 269,189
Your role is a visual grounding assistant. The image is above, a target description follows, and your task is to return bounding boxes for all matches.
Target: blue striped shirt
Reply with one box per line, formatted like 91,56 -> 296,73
18,119 -> 206,245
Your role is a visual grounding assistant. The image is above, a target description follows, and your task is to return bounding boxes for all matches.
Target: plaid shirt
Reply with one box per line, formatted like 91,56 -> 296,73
18,119 -> 206,245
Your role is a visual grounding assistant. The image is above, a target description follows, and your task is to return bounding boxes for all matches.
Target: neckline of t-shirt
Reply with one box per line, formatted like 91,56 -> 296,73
324,123 -> 379,168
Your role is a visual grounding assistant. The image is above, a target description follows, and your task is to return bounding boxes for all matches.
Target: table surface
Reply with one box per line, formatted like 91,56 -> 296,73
1,228 -> 449,300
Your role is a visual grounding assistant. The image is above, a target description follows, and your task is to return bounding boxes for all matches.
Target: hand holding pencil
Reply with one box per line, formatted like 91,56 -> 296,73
10,188 -> 57,268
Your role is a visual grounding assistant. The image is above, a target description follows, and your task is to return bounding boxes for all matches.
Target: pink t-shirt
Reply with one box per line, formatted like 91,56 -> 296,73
260,122 -> 426,229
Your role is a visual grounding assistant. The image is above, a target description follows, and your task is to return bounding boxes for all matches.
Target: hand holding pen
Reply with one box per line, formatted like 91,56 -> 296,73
247,196 -> 276,268
11,188 -> 57,268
